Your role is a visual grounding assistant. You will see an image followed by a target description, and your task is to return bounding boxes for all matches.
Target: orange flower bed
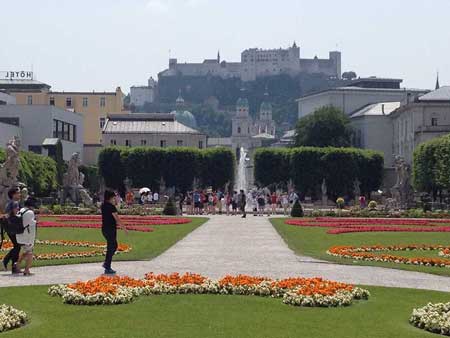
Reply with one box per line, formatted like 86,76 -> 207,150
271,277 -> 353,296
328,244 -> 450,268
144,272 -> 208,286
68,276 -> 149,295
218,275 -> 270,287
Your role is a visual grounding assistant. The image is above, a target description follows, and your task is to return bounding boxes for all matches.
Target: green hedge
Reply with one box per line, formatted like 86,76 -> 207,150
98,147 -> 235,192
413,135 -> 450,197
0,149 -> 57,196
254,147 -> 384,199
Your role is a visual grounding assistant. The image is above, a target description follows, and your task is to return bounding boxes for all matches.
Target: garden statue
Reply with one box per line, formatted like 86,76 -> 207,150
321,179 -> 328,206
353,179 -> 361,204
391,156 -> 414,209
61,152 -> 93,207
159,176 -> 166,196
0,137 -> 22,212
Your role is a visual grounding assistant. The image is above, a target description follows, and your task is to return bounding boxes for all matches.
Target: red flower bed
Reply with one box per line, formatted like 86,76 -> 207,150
39,221 -> 154,233
285,218 -> 450,235
46,215 -> 191,224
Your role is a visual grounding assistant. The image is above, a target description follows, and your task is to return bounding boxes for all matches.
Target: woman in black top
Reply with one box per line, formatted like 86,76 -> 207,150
101,190 -> 128,275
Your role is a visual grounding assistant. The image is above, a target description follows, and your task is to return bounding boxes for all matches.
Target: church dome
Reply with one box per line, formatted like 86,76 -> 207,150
260,101 -> 272,111
236,97 -> 249,108
171,109 -> 197,129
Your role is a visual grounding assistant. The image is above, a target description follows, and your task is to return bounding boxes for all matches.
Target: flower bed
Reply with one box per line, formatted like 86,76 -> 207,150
327,245 -> 450,268
48,273 -> 370,307
39,221 -> 154,233
45,215 -> 191,224
0,240 -> 131,261
410,302 -> 450,336
439,249 -> 450,258
0,305 -> 27,333
285,218 -> 450,235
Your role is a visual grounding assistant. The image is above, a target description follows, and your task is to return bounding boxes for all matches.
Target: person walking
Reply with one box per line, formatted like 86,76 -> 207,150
271,192 -> 278,215
16,197 -> 37,276
2,187 -> 22,274
281,193 -> 289,216
239,189 -> 247,218
231,191 -> 238,216
101,190 -> 128,275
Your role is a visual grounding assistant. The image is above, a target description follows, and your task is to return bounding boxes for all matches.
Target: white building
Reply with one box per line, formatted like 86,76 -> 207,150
0,105 -> 84,161
159,43 -> 341,82
130,77 -> 156,107
298,85 -> 428,119
0,92 -> 16,105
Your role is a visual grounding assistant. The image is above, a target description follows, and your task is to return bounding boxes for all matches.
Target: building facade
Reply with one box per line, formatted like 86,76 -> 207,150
0,105 -> 83,161
159,43 -> 341,82
298,85 -> 428,119
102,113 -> 207,149
130,77 -> 157,107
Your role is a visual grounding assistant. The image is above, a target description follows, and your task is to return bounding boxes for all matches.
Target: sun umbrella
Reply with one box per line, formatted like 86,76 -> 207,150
139,187 -> 151,194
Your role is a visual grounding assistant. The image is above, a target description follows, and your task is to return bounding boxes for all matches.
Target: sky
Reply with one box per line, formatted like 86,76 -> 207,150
1,0 -> 449,93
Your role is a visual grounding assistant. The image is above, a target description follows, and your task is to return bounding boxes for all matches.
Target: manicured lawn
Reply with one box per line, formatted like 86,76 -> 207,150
1,217 -> 207,267
271,218 -> 450,276
1,285 -> 449,338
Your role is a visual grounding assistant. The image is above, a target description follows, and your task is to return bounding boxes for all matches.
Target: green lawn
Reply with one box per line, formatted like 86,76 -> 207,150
0,285 -> 448,338
271,218 -> 450,276
1,217 -> 207,267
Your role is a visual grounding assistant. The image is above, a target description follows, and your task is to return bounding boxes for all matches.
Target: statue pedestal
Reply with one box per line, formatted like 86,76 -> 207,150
322,196 -> 328,206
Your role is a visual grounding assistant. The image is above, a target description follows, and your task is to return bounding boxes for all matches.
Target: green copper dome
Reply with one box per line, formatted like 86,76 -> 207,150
172,109 -> 197,129
236,97 -> 249,107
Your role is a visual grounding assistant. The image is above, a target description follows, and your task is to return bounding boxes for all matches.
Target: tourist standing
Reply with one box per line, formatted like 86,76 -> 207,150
185,192 -> 193,215
232,191 -> 238,216
271,192 -> 278,215
16,198 -> 37,276
239,189 -> 247,218
216,190 -> 223,215
281,193 -> 289,216
257,193 -> 265,216
147,191 -> 153,204
2,188 -> 22,274
101,190 -> 128,275
153,191 -> 159,204
225,192 -> 232,215
193,190 -> 201,215
359,195 -> 366,209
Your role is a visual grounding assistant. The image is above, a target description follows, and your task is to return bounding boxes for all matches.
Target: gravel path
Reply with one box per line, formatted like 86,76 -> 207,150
1,215 -> 450,291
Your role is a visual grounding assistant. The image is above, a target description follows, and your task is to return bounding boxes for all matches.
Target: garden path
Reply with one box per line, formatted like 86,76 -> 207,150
1,215 -> 450,291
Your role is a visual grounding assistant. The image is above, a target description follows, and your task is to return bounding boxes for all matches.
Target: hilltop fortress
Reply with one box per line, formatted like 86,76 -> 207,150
159,42 -> 341,82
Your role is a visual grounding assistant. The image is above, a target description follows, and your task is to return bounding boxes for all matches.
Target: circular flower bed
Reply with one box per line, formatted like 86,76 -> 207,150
48,273 -> 370,307
0,305 -> 27,333
410,302 -> 450,336
1,240 -> 131,261
285,218 -> 450,235
327,244 -> 450,268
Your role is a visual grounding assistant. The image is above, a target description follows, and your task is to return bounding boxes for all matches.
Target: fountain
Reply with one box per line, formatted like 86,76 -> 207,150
236,147 -> 248,192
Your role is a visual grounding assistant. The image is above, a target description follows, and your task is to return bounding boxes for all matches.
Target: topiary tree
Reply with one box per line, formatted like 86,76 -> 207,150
163,198 -> 177,216
290,199 -> 304,217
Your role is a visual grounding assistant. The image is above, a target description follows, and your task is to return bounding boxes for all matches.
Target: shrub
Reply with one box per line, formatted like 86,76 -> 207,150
163,199 -> 177,216
336,197 -> 345,209
368,200 -> 377,210
290,199 -> 304,217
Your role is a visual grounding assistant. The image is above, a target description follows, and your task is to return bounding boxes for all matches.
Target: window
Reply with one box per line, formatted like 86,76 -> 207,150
141,139 -> 147,146
52,119 -> 76,142
177,140 -> 183,146
160,140 -> 167,148
237,127 -> 241,134
100,97 -> 106,107
66,97 -> 72,107
49,97 -> 55,106
82,97 -> 88,107
110,139 -> 117,146
27,95 -> 32,105
99,117 -> 106,129
125,140 -> 132,147
431,117 -> 438,126
199,140 -> 204,149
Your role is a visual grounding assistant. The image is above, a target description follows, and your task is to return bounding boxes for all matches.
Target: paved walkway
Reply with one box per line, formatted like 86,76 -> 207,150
1,215 -> 450,291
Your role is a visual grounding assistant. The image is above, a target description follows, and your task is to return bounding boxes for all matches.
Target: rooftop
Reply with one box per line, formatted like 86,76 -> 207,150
103,113 -> 203,135
418,86 -> 450,102
350,102 -> 401,118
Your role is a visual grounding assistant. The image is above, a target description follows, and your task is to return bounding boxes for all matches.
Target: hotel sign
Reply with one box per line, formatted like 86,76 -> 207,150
1,71 -> 34,80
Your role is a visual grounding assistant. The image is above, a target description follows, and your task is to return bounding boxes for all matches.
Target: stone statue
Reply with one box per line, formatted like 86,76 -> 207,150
61,152 -> 93,207
0,137 -> 22,212
353,179 -> 361,205
390,156 -> 413,209
321,179 -> 328,206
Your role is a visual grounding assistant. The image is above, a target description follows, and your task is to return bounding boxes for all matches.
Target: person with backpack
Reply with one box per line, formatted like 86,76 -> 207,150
16,198 -> 37,276
1,187 -> 22,274
101,190 -> 128,275
239,189 -> 247,218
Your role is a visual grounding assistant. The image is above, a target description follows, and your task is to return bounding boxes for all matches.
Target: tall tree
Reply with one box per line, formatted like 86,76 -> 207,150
295,106 -> 353,147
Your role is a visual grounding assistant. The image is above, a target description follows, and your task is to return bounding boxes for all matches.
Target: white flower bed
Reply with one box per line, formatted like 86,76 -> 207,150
283,287 -> 370,307
410,302 -> 450,336
0,305 -> 27,333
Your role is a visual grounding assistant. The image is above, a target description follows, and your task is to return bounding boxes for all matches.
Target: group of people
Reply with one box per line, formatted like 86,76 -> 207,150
184,190 -> 247,217
1,187 -> 37,276
136,190 -> 159,206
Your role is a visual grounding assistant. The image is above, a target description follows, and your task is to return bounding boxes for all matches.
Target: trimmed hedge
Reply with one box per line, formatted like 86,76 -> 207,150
254,147 -> 383,199
413,135 -> 450,197
0,149 -> 57,196
98,147 -> 235,193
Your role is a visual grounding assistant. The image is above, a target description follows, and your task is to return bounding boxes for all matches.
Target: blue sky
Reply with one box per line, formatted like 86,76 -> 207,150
1,0 -> 448,93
